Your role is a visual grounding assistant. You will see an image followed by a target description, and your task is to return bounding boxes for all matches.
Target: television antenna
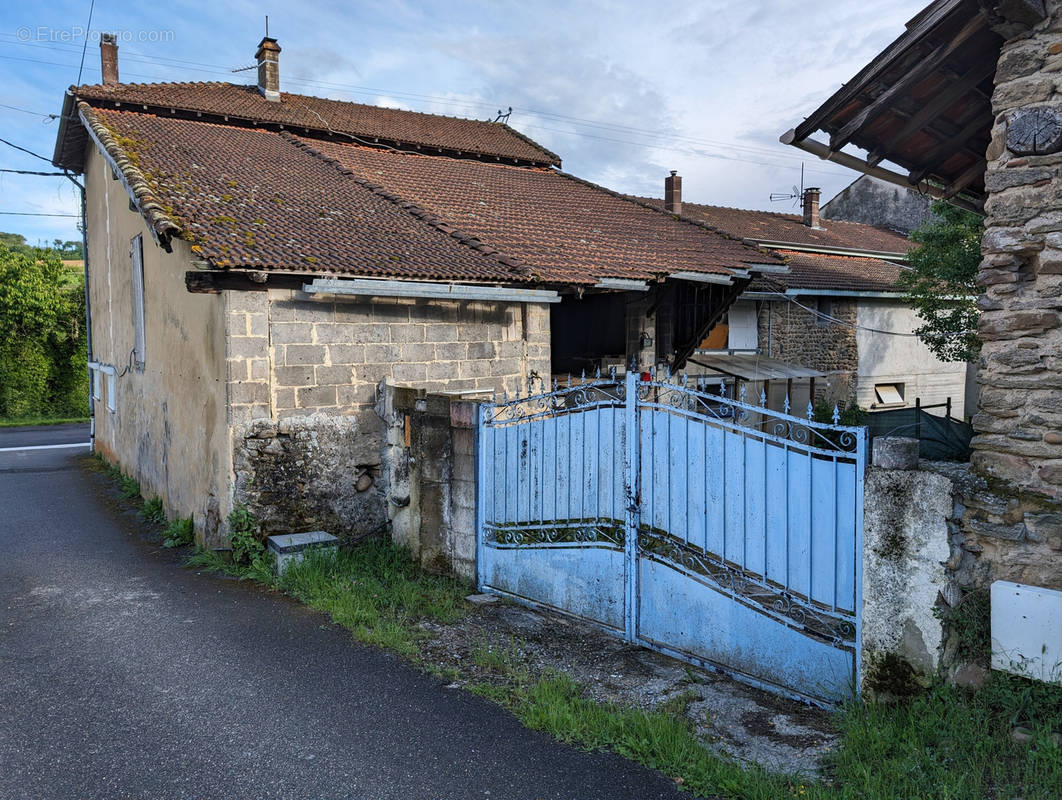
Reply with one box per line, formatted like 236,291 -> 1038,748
770,163 -> 805,207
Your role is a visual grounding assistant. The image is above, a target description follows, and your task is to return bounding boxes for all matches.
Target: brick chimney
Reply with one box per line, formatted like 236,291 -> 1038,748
256,37 -> 281,101
802,187 -> 821,228
100,33 -> 119,86
664,170 -> 682,215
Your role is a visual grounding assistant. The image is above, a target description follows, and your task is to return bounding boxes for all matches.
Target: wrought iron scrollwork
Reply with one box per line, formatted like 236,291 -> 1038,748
486,521 -> 625,548
486,379 -> 624,426
640,379 -> 860,454
638,529 -> 856,644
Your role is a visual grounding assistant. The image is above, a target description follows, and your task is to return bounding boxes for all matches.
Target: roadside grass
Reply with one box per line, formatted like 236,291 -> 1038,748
187,542 -> 470,659
183,533 -> 1062,800
0,415 -> 89,427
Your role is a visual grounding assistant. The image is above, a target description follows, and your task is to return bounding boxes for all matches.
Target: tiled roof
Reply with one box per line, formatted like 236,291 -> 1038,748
638,198 -> 913,254
83,106 -> 780,284
758,250 -> 904,293
86,107 -> 536,282
298,138 -> 782,283
71,82 -> 560,166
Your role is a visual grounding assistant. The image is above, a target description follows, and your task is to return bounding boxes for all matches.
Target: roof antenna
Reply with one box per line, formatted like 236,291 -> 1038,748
265,15 -> 269,37
492,106 -> 512,124
769,162 -> 804,208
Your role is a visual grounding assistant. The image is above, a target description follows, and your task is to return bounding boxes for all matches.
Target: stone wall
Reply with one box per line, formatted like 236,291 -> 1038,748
821,175 -> 934,235
223,288 -> 547,540
758,298 -> 858,404
862,452 -> 1062,693
232,413 -> 388,540
380,385 -> 478,580
975,4 -> 1062,498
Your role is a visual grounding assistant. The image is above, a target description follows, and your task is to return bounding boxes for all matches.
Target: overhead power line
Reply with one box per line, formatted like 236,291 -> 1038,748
0,211 -> 78,217
0,136 -> 52,163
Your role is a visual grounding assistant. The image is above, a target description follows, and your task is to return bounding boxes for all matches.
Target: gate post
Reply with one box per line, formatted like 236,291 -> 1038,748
474,402 -> 485,592
623,368 -> 641,643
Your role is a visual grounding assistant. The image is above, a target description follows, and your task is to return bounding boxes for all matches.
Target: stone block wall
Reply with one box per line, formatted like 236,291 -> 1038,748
975,4 -> 1062,498
220,287 -> 547,541
380,385 -> 478,581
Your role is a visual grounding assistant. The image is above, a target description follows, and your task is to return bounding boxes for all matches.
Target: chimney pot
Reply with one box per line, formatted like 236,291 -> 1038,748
100,33 -> 118,86
664,171 -> 682,216
802,187 -> 821,229
255,36 -> 282,102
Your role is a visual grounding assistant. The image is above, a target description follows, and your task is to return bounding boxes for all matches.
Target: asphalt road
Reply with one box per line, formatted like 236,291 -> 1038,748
0,429 -> 682,800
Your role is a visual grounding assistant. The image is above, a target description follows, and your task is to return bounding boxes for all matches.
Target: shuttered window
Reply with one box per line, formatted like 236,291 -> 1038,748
130,235 -> 146,370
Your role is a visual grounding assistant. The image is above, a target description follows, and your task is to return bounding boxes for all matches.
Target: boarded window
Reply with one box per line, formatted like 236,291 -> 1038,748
875,383 -> 905,406
727,303 -> 758,351
130,234 -> 146,370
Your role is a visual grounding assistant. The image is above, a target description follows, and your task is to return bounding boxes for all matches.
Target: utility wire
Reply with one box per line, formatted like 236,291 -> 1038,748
0,136 -> 52,163
0,102 -> 59,120
74,0 -> 96,87
0,168 -> 67,176
764,289 -> 973,338
0,211 -> 79,217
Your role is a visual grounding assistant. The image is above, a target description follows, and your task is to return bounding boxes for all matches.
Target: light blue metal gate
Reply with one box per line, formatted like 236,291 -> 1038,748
476,370 -> 867,704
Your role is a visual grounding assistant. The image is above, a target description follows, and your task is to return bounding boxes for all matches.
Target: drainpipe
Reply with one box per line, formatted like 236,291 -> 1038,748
66,171 -> 94,448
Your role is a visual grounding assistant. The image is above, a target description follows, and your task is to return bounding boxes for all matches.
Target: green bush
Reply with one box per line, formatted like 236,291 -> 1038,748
162,518 -> 194,548
227,504 -> 264,565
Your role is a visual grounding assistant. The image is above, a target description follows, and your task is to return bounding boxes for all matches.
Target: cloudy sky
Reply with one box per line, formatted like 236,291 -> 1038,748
0,0 -> 925,246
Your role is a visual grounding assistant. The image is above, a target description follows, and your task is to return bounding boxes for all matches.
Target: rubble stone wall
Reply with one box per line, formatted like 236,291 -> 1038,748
975,5 -> 1062,498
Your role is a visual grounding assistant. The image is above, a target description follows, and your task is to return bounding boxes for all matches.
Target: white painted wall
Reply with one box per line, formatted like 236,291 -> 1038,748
855,301 -> 970,418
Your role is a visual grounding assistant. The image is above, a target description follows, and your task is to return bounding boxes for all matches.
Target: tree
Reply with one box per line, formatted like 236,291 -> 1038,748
0,242 -> 87,418
897,201 -> 983,362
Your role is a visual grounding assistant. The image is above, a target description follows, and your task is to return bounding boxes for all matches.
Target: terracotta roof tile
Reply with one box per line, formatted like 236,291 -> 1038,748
299,138 -> 782,284
87,107 -> 535,282
73,81 -> 560,166
638,198 -> 913,254
758,250 -> 905,293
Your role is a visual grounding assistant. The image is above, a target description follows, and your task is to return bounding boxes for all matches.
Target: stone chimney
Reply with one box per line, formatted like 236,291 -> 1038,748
256,37 -> 281,102
802,187 -> 821,228
100,33 -> 119,86
664,170 -> 682,215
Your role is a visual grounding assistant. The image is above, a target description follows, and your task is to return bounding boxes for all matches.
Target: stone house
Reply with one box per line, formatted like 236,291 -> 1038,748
639,179 -> 973,417
52,35 -> 784,544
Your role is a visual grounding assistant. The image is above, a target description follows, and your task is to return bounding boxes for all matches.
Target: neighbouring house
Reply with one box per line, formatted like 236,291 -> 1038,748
52,34 -> 785,545
638,176 -> 973,417
821,174 -> 935,235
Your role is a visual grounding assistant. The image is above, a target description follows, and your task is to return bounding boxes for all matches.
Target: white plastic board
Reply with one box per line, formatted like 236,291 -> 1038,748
991,580 -> 1062,684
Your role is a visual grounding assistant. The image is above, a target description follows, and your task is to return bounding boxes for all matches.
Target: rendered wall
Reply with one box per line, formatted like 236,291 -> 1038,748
855,301 -> 970,418
84,144 -> 232,545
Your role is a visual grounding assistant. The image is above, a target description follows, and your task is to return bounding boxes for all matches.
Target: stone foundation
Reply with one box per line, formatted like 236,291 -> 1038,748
233,412 -> 388,540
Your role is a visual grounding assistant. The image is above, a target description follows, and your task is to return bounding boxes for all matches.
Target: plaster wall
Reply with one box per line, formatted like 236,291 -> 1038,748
855,301 -> 970,417
84,144 -> 231,544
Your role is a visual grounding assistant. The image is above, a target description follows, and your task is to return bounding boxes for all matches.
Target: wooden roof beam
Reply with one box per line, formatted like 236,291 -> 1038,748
865,58 -> 996,166
828,11 -> 987,153
909,112 -> 989,184
942,158 -> 987,199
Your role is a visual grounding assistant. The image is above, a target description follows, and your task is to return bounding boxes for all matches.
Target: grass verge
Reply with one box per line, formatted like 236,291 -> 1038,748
0,415 -> 89,427
184,538 -> 1062,799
